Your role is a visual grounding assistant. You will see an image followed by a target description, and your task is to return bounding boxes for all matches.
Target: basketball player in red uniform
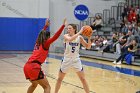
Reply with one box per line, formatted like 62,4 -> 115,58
23,19 -> 66,93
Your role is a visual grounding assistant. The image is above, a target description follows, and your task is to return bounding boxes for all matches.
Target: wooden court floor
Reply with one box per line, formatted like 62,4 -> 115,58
0,53 -> 140,93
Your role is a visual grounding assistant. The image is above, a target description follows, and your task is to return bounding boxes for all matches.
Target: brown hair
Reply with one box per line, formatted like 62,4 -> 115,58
36,30 -> 50,46
68,24 -> 77,34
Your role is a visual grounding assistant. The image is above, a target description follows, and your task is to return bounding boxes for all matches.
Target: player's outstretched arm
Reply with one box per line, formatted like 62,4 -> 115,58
80,36 -> 92,49
44,19 -> 66,46
64,26 -> 84,42
43,18 -> 50,30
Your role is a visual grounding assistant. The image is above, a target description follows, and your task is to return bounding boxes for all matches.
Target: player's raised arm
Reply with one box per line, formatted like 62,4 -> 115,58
64,26 -> 84,42
80,36 -> 92,49
44,19 -> 66,46
43,19 -> 50,30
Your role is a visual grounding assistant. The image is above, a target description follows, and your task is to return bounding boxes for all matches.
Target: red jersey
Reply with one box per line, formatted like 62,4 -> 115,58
128,12 -> 137,22
27,24 -> 65,64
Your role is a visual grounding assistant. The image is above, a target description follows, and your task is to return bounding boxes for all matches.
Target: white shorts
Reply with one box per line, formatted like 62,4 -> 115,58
60,57 -> 83,73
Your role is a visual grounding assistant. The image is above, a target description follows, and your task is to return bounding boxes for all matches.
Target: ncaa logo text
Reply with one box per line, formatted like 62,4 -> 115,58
74,4 -> 89,21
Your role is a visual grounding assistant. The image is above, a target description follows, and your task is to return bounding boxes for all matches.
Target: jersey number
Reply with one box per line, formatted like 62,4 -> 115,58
34,44 -> 39,50
72,47 -> 75,53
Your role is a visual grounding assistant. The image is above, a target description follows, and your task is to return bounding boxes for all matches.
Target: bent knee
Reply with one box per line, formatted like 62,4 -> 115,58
47,85 -> 51,90
31,83 -> 38,88
42,84 -> 51,90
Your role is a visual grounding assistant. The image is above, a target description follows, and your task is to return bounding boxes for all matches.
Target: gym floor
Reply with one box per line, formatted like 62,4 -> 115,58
0,53 -> 140,93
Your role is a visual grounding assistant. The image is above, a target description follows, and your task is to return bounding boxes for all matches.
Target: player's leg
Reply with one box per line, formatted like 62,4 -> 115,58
54,71 -> 66,93
35,69 -> 51,93
76,71 -> 90,93
24,64 -> 38,93
73,58 -> 90,93
54,57 -> 70,93
37,78 -> 51,93
27,80 -> 38,93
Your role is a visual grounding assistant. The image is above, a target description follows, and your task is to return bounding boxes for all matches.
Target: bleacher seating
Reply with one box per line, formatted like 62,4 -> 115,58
78,0 -> 140,66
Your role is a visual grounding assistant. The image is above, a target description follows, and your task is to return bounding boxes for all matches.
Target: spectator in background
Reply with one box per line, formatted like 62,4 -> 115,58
121,19 -> 129,33
95,35 -> 100,41
120,32 -> 128,52
122,4 -> 129,22
101,33 -> 118,53
115,32 -> 128,55
102,36 -> 108,46
128,10 -> 137,23
126,30 -> 135,46
132,24 -> 139,35
135,6 -> 140,16
113,39 -> 138,65
128,5 -> 134,12
91,40 -> 101,50
120,17 -> 128,31
90,15 -> 102,31
91,35 -> 106,51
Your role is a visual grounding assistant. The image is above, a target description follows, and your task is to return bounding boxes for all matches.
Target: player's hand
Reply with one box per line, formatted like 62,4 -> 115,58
87,32 -> 93,38
45,19 -> 50,26
63,18 -> 67,25
79,26 -> 85,34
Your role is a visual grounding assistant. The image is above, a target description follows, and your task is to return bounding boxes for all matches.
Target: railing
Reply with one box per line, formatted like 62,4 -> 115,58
87,17 -> 95,25
108,18 -> 116,31
111,6 -> 118,20
103,9 -> 110,25
76,24 -> 80,32
78,1 -> 126,35
126,0 -> 140,7
117,2 -> 125,20
79,21 -> 88,29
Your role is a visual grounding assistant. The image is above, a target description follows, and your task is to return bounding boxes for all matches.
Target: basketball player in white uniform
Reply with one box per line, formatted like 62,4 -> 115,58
54,24 -> 92,93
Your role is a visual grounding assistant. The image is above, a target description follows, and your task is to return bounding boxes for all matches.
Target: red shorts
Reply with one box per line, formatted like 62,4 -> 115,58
23,61 -> 44,81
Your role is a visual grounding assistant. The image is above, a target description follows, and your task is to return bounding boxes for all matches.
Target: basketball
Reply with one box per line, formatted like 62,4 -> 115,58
82,25 -> 92,37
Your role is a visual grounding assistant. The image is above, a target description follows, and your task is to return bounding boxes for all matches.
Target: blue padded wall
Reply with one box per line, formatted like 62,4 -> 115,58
0,17 -> 46,51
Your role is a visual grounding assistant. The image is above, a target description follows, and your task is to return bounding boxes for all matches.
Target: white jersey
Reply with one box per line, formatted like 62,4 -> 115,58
64,36 -> 80,58
61,36 -> 83,73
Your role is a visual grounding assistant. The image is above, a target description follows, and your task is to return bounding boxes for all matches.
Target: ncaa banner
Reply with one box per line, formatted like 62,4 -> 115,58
74,4 -> 89,21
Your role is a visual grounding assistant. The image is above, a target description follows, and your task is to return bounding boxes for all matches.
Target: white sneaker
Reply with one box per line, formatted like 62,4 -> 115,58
116,61 -> 122,65
116,65 -> 122,68
113,61 -> 116,64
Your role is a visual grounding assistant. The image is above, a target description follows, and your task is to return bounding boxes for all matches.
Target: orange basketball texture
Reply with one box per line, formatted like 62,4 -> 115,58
82,25 -> 92,37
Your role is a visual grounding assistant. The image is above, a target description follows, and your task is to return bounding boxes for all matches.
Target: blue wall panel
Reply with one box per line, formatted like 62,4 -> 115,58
0,17 -> 46,51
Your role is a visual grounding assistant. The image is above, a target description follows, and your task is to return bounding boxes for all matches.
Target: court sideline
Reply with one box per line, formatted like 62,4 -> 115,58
0,53 -> 140,93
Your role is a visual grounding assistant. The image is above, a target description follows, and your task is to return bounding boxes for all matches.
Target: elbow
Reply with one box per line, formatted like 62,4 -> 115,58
86,45 -> 92,49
